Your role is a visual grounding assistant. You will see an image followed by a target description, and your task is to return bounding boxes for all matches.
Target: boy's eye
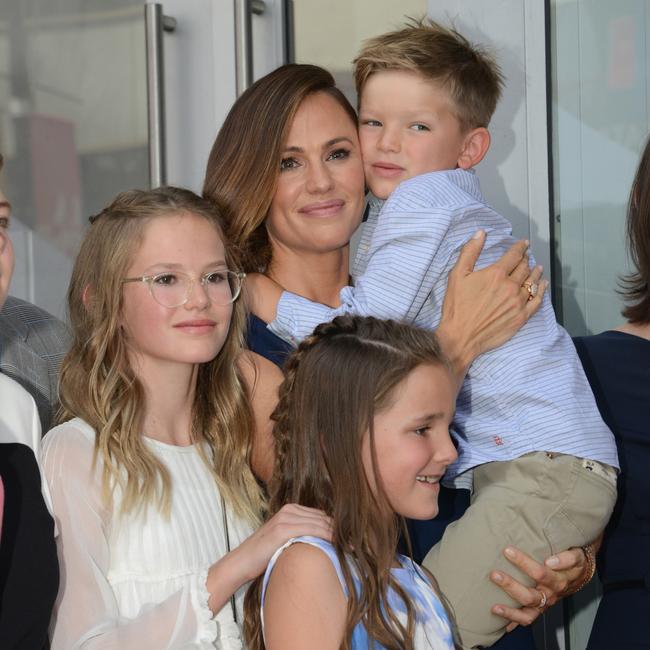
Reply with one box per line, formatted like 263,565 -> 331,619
410,123 -> 430,132
153,273 -> 178,286
280,157 -> 299,171
327,148 -> 350,161
0,217 -> 9,229
361,119 -> 382,127
414,426 -> 431,437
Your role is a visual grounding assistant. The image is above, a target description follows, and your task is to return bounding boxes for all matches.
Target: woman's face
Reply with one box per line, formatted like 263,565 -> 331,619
266,91 -> 366,257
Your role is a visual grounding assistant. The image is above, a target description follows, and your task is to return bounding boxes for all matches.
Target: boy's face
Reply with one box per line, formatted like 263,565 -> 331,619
359,70 -> 470,200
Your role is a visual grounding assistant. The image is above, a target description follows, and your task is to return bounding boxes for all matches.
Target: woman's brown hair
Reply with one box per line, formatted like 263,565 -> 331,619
58,186 -> 265,523
244,315 -> 450,649
621,136 -> 650,323
202,63 -> 357,272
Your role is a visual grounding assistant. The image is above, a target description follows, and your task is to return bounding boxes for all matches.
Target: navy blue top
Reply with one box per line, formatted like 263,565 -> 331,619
246,314 -> 293,369
574,331 -> 650,585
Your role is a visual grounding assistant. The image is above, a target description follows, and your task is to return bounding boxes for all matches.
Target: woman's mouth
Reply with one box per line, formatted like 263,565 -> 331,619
298,199 -> 345,217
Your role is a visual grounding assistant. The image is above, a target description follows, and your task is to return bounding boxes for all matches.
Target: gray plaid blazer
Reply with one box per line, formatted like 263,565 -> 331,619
0,296 -> 71,432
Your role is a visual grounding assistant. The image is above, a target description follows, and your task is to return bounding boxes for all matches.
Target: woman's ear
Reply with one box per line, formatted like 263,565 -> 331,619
457,127 -> 491,170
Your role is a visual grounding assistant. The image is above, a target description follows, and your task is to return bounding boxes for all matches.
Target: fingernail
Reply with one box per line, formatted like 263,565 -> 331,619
505,547 -> 516,559
546,556 -> 559,567
473,229 -> 484,239
524,239 -> 530,247
493,572 -> 503,583
537,265 -> 543,273
494,606 -> 504,615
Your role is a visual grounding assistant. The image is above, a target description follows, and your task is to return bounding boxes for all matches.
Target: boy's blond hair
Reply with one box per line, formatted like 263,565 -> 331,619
354,18 -> 504,132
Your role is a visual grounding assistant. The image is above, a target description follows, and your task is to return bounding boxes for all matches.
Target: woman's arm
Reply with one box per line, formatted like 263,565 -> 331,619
263,543 -> 346,650
237,350 -> 283,483
435,231 -> 546,387
489,542 -> 600,630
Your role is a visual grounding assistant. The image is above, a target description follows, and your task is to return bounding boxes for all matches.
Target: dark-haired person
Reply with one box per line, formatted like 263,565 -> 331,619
0,153 -> 59,649
575,136 -> 650,650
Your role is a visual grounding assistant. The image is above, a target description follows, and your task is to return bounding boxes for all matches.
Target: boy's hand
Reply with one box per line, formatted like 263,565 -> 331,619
436,230 -> 547,385
246,273 -> 284,324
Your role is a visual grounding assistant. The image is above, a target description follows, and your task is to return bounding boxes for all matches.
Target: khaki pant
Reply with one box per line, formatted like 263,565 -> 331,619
423,452 -> 617,649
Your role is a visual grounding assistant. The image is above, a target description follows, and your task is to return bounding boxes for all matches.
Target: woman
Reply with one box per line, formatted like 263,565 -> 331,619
43,187 -> 332,649
0,153 -> 58,650
575,136 -> 650,650
203,63 -> 597,642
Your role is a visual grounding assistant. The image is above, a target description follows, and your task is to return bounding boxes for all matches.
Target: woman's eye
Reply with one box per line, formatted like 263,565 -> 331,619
361,119 -> 382,127
280,157 -> 299,171
0,217 -> 9,229
410,123 -> 430,132
328,148 -> 350,161
153,273 -> 178,286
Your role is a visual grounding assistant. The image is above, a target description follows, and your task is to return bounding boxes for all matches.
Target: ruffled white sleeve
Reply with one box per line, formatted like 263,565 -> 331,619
42,422 -> 241,649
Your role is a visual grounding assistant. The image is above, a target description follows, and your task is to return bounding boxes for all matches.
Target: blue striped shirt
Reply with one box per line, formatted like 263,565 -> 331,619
269,169 -> 618,483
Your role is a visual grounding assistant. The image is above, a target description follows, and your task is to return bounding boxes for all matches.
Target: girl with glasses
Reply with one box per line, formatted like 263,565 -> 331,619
42,187 -> 331,649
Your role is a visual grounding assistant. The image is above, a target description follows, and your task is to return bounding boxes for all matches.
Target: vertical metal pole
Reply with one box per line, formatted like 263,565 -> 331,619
234,0 -> 253,96
145,3 -> 167,188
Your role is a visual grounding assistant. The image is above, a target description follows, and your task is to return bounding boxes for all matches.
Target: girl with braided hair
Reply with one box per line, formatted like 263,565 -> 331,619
244,315 -> 458,650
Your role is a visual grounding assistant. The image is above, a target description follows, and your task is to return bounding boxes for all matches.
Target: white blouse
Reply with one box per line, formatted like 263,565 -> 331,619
42,418 -> 254,649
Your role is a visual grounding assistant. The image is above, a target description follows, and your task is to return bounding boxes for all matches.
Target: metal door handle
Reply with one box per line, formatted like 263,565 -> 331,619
234,0 -> 267,96
144,3 -> 176,188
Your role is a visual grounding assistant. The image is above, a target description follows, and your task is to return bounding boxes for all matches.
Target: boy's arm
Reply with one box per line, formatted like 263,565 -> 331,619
256,204 -> 451,344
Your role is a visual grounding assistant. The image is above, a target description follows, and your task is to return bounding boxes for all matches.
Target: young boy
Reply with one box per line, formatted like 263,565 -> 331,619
256,21 -> 618,649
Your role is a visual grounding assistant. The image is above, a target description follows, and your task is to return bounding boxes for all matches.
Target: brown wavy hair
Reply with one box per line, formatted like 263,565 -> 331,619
244,315 -> 450,649
202,63 -> 357,272
57,186 -> 265,523
621,135 -> 650,323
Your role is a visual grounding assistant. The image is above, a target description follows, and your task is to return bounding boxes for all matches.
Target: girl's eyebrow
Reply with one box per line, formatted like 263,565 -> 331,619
142,261 -> 228,272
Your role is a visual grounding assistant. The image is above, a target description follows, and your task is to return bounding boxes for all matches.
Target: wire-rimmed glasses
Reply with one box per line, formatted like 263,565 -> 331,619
122,270 -> 245,308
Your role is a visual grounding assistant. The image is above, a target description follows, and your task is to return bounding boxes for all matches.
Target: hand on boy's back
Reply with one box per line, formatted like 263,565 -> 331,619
246,273 -> 283,324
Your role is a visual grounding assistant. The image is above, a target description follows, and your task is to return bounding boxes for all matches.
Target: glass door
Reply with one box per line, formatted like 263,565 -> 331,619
0,0 -> 149,318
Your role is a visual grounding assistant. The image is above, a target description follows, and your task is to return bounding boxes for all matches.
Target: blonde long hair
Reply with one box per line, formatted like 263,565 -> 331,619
244,315 -> 451,649
58,187 -> 265,523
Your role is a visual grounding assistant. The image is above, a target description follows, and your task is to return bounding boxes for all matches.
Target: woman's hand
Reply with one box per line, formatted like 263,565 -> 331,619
206,504 -> 332,613
489,543 -> 595,631
436,230 -> 547,385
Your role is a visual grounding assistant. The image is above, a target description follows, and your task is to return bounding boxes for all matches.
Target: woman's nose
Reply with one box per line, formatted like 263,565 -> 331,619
306,161 -> 334,193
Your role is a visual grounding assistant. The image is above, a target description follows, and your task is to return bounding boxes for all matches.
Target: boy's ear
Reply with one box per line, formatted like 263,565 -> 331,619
457,127 -> 491,170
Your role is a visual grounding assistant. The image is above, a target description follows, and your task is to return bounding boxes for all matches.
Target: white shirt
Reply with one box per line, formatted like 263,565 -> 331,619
42,418 -> 254,649
0,373 -> 41,449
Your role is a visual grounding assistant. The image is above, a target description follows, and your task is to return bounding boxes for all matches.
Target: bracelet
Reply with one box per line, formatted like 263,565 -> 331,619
563,544 -> 596,597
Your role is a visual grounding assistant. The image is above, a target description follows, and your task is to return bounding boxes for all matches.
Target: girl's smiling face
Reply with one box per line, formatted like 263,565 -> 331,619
363,362 -> 458,520
120,211 -> 234,371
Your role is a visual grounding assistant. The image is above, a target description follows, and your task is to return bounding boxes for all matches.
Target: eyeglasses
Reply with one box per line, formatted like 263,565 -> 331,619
122,270 -> 245,308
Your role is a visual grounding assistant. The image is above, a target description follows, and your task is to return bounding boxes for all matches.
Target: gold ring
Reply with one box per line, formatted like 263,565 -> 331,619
523,281 -> 538,301
535,589 -> 547,610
